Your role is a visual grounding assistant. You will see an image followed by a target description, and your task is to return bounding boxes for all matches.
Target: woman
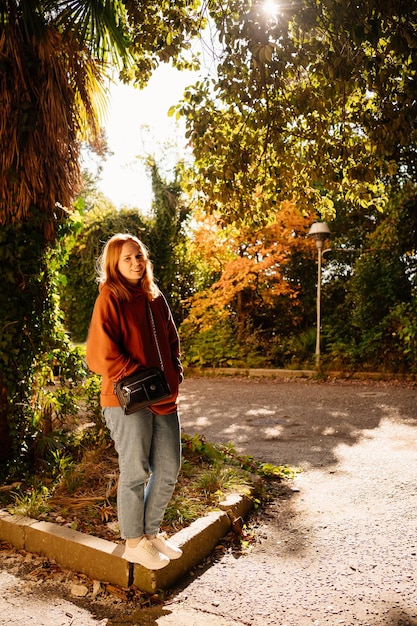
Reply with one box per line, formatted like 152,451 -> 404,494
86,234 -> 183,570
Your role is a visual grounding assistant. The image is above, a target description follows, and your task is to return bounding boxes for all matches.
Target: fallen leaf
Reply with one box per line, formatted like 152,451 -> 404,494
71,584 -> 89,597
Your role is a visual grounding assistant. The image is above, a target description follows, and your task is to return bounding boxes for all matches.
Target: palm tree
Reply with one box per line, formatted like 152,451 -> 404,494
0,0 -> 130,229
0,0 -> 127,461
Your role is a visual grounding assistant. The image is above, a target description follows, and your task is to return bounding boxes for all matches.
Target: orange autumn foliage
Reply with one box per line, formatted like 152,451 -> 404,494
183,201 -> 313,332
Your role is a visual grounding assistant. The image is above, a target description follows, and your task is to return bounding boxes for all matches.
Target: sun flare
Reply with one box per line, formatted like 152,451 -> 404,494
262,0 -> 280,18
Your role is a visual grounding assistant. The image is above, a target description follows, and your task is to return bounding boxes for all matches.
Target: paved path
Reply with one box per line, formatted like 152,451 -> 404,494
0,376 -> 416,625
163,377 -> 417,626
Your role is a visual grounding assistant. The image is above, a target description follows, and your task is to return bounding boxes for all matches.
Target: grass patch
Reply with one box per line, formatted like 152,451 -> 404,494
2,432 -> 297,543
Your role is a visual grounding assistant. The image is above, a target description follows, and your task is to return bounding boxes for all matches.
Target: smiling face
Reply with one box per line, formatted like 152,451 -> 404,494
117,239 -> 146,285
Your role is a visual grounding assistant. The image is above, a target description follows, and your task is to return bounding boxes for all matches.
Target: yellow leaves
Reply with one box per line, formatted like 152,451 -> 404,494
316,194 -> 335,218
167,104 -> 181,121
386,160 -> 398,177
343,178 -> 388,212
251,42 -> 276,66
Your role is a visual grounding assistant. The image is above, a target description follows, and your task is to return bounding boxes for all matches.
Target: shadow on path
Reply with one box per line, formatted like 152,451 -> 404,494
165,377 -> 417,625
179,377 -> 417,470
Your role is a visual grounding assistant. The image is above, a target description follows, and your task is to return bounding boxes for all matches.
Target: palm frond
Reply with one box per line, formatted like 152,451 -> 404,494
43,0 -> 132,68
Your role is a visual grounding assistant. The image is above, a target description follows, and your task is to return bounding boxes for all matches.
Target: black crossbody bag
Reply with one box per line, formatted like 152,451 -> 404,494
114,304 -> 171,415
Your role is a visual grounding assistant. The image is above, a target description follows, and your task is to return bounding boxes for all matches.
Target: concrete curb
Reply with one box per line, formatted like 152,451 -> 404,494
186,367 -> 317,379
0,493 -> 254,594
185,366 -> 417,381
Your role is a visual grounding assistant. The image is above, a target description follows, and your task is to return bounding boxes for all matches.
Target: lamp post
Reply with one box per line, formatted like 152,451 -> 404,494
308,222 -> 331,368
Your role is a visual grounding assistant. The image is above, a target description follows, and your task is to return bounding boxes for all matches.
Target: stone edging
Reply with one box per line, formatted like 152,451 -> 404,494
185,367 -> 417,381
0,493 -> 253,594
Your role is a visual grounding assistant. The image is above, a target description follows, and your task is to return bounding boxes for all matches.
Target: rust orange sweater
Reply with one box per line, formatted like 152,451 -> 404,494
86,284 -> 182,414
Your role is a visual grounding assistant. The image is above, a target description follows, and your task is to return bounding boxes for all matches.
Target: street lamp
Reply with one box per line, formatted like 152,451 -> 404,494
308,221 -> 331,368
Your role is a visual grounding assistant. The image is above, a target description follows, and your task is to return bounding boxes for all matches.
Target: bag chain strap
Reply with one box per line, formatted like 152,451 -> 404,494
148,303 -> 164,371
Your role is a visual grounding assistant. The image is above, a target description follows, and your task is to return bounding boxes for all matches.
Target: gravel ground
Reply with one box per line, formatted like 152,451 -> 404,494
0,376 -> 416,625
169,377 -> 417,626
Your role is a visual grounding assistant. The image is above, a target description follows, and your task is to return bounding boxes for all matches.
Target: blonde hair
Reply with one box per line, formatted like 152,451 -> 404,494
96,234 -> 160,301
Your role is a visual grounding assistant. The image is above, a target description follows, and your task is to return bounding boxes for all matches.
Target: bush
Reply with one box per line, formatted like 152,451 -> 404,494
61,207 -> 152,342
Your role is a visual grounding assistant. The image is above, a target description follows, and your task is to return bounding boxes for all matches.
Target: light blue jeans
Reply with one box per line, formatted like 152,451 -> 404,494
103,406 -> 181,539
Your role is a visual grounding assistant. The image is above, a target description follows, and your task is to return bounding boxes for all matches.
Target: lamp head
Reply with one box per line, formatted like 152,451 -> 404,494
308,222 -> 331,249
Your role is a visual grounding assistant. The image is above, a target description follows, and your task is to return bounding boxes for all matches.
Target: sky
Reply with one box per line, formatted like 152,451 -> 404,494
90,64 -> 199,213
85,0 -> 277,213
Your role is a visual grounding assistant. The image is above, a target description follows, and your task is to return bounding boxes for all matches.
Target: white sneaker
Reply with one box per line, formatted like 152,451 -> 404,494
123,536 -> 170,569
148,533 -> 183,560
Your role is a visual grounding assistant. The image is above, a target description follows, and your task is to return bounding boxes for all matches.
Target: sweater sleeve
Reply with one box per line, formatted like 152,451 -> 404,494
86,290 -> 138,382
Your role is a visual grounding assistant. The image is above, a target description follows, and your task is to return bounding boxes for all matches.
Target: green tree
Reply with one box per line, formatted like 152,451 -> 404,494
178,0 -> 417,224
322,187 -> 417,371
61,205 -> 152,343
146,159 -> 192,322
0,0 -> 204,463
62,160 -> 193,341
172,0 -> 417,370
